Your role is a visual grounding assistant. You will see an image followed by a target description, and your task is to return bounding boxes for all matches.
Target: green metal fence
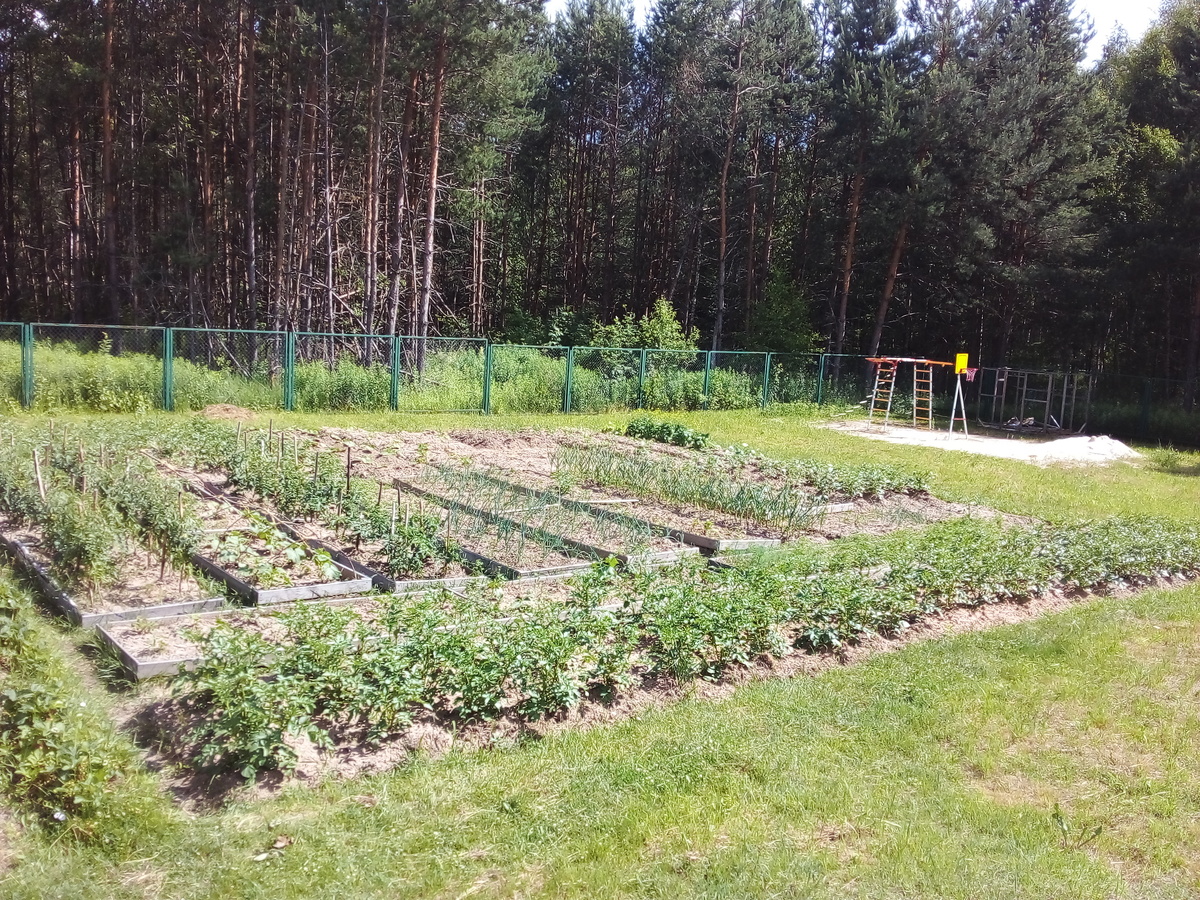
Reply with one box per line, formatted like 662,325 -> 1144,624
44,322 -> 1180,434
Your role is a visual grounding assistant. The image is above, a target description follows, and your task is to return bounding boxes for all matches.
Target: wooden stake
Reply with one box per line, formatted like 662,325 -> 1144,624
32,449 -> 46,501
345,445 -> 352,491
390,500 -> 397,536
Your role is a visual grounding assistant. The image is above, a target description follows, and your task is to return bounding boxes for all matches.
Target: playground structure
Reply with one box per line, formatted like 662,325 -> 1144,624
972,367 -> 1090,434
867,356 -> 971,433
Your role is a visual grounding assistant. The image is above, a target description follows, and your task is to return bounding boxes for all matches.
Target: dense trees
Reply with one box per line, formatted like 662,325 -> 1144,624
0,0 -> 1197,383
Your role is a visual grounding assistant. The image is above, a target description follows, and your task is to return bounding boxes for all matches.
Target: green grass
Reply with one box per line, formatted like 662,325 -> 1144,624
4,579 -> 1200,897
3,408 -> 1200,897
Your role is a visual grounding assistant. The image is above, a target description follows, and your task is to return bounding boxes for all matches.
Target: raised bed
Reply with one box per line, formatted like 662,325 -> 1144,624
96,573 -> 591,680
393,476 -> 696,568
0,521 -> 227,629
95,592 -> 390,680
190,533 -> 372,605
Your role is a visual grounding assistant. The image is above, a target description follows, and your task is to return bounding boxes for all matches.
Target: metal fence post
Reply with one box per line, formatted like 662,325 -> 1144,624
482,343 -> 493,415
20,323 -> 33,409
816,354 -> 827,406
563,345 -> 575,414
283,330 -> 296,411
637,348 -> 648,410
761,352 -> 772,409
389,335 -> 401,411
702,350 -> 713,409
161,327 -> 174,411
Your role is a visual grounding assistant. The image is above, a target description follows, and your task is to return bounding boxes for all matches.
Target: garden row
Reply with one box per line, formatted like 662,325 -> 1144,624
154,514 -> 1200,778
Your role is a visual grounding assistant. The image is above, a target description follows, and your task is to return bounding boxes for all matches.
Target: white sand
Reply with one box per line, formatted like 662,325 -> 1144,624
826,421 -> 1142,466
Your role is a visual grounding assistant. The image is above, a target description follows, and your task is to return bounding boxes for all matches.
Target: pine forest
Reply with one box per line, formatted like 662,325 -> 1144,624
1,0 -> 1198,381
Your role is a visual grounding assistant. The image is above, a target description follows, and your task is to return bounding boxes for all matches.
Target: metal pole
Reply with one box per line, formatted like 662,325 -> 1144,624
761,353 -> 772,409
563,345 -> 575,413
816,354 -> 827,406
637,348 -> 648,410
283,330 -> 296,411
702,350 -> 713,409
20,323 -> 33,409
482,343 -> 493,415
389,335 -> 401,411
161,327 -> 174,412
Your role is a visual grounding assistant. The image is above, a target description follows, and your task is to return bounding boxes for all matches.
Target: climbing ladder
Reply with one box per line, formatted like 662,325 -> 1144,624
913,364 -> 934,429
868,360 -> 898,423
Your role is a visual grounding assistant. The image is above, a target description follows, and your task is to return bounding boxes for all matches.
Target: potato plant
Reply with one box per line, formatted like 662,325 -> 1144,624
175,514 -> 1200,778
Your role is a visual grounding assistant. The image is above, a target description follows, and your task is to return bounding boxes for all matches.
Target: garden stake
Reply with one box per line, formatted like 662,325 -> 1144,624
31,448 -> 46,501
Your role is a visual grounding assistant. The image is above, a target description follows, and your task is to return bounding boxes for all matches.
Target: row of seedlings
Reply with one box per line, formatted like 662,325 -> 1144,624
398,461 -> 700,568
0,431 -> 226,627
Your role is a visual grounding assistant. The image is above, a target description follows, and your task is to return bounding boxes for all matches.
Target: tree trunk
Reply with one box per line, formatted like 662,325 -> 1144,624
363,0 -> 388,357
102,0 -> 121,322
711,36 -> 745,352
321,11 -> 335,337
867,219 -> 908,358
1185,273 -> 1200,410
386,70 -> 419,337
416,36 -> 448,373
244,1 -> 258,336
832,138 -> 867,365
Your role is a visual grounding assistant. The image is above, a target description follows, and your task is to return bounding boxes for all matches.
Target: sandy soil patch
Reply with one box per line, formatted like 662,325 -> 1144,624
827,421 -> 1141,466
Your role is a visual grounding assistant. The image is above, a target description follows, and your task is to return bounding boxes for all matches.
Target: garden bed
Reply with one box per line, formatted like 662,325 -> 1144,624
0,512 -> 225,627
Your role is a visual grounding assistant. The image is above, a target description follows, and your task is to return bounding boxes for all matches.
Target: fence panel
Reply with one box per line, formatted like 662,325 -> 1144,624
293,332 -> 392,411
0,323 -> 21,407
640,349 -> 709,411
708,351 -> 768,410
486,344 -> 566,414
766,353 -> 823,405
569,346 -> 642,412
172,328 -> 284,410
394,336 -> 486,412
28,324 -> 164,411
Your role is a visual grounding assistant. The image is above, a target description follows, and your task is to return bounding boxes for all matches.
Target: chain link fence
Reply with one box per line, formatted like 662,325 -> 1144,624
172,328 -> 285,410
0,322 -> 22,408
28,324 -> 165,412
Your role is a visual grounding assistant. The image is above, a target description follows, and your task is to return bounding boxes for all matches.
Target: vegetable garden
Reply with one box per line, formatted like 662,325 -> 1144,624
2,413 -> 1200,797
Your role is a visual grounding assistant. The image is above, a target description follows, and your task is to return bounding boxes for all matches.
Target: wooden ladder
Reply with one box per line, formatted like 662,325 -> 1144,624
869,361 -> 898,423
913,363 -> 934,429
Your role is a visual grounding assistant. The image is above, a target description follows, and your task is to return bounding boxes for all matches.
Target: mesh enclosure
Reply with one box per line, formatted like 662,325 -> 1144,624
641,349 -> 709,411
489,344 -> 568,414
708,352 -> 768,409
767,353 -> 822,405
293,332 -> 393,411
569,346 -> 642,412
29,324 -> 164,411
0,323 -> 21,407
395,337 -> 486,412
172,328 -> 284,410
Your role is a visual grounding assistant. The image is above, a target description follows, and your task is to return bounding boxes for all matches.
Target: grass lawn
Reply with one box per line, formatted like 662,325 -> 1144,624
3,407 -> 1200,899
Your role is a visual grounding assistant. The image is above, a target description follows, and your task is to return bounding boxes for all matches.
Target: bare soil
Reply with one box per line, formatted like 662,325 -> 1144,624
311,426 -> 996,545
0,512 -> 218,613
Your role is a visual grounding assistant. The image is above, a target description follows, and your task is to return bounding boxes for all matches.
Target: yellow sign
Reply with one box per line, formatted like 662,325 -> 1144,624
955,353 -> 969,374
